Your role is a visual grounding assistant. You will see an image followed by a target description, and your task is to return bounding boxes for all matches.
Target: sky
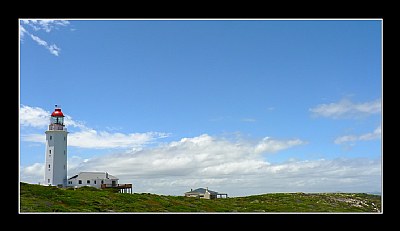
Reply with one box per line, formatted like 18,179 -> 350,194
19,19 -> 382,197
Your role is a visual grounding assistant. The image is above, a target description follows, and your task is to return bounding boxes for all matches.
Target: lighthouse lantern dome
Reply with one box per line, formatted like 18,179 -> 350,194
50,105 -> 65,126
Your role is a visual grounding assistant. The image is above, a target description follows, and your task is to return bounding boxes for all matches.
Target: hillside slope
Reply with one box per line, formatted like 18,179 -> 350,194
20,182 -> 381,212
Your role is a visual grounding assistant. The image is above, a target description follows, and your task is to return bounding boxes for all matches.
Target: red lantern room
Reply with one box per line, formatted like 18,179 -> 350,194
49,105 -> 65,130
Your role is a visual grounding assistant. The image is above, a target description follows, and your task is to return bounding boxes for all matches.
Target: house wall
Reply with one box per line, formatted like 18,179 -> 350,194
185,193 -> 217,199
185,193 -> 203,197
68,175 -> 118,189
204,191 -> 210,199
185,193 -> 200,198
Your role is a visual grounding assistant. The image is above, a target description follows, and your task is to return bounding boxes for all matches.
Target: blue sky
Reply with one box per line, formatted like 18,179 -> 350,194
20,19 -> 382,196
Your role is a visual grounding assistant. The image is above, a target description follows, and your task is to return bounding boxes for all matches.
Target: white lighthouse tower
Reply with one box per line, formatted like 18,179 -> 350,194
44,105 -> 68,187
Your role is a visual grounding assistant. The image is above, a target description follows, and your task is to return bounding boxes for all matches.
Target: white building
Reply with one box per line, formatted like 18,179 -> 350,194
67,172 -> 119,189
44,106 -> 68,187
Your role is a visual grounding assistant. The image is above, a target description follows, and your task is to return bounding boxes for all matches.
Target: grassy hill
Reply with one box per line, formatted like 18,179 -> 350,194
20,182 -> 381,213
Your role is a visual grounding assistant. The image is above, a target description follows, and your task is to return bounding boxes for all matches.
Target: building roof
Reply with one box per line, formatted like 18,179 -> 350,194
68,172 -> 118,180
185,188 -> 218,195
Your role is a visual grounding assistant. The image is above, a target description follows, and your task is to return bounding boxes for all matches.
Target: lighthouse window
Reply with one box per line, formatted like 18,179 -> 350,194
64,150 -> 66,155
49,164 -> 50,168
87,180 -> 90,184
78,180 -> 82,184
48,179 -> 50,183
94,180 -> 97,184
64,136 -> 66,141
49,150 -> 51,154
50,136 -> 52,140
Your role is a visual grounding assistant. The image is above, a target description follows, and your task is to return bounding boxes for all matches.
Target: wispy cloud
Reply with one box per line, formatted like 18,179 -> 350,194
20,105 -> 50,128
241,118 -> 256,123
20,105 -> 169,149
310,99 -> 381,119
20,25 -> 27,39
22,131 -> 168,149
29,34 -> 47,46
21,19 -> 70,32
29,34 -> 61,56
20,19 -> 69,56
255,137 -> 305,153
334,126 -> 382,145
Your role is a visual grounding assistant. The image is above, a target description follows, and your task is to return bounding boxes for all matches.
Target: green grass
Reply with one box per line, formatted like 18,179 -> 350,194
19,182 -> 381,213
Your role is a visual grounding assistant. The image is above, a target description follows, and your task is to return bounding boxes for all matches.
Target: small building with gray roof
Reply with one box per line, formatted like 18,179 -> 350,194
184,187 -> 228,199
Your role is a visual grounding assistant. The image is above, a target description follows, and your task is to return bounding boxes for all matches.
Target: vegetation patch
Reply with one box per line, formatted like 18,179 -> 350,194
20,182 -> 381,213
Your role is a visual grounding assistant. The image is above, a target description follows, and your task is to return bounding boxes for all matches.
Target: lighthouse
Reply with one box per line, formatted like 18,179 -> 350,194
44,105 -> 68,187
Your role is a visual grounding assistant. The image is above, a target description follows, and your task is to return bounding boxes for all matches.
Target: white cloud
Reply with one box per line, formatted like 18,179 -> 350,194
21,162 -> 44,176
255,137 -> 305,153
22,134 -> 45,143
69,130 -> 168,149
310,99 -> 381,119
20,105 -> 169,149
20,19 -> 69,56
20,163 -> 44,183
30,34 -> 47,46
23,134 -> 305,179
64,115 -> 86,129
24,134 -> 308,194
21,19 -> 69,32
359,127 -> 382,141
21,137 -> 381,196
21,134 -> 307,190
20,105 -> 50,128
335,126 -> 382,145
20,25 -> 27,39
29,34 -> 61,56
242,118 -> 256,122
48,44 -> 61,56
22,130 -> 169,149
334,135 -> 357,145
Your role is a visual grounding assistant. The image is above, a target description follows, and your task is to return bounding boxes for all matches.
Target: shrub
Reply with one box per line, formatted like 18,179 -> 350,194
76,186 -> 99,191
